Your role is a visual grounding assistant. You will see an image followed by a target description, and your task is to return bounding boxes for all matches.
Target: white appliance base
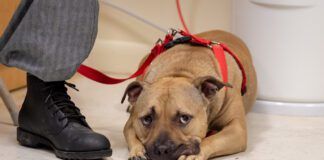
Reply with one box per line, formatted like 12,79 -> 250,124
252,100 -> 324,117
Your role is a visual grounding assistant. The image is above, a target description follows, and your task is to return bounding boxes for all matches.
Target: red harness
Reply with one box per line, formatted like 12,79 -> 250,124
77,30 -> 247,95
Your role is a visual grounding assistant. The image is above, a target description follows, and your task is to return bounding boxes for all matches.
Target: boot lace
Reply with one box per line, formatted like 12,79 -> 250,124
43,81 -> 85,122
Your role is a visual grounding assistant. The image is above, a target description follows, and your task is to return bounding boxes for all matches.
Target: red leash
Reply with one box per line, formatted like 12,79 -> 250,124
77,1 -> 247,95
77,34 -> 173,84
176,0 -> 190,33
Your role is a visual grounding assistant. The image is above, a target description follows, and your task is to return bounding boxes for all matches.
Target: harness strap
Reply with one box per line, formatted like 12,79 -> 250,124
221,43 -> 247,94
212,44 -> 228,83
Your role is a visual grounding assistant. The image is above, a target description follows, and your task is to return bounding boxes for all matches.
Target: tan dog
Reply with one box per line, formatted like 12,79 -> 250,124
122,30 -> 257,160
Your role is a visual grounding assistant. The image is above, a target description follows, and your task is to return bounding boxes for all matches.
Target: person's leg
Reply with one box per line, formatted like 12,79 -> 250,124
0,0 -> 112,159
0,0 -> 97,81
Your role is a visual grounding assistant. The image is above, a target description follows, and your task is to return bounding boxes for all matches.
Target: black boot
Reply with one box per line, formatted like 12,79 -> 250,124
17,74 -> 112,159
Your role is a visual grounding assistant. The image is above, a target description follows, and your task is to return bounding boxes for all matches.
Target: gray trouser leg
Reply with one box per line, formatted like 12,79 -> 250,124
0,0 -> 99,81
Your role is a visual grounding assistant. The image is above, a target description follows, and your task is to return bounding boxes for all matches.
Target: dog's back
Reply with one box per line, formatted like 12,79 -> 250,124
197,30 -> 257,112
141,30 -> 257,112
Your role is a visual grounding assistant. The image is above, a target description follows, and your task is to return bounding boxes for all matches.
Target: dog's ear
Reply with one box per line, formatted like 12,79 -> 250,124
194,76 -> 232,98
121,81 -> 143,104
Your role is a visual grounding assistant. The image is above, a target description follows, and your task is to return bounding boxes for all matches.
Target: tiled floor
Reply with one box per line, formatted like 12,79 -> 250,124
1,74 -> 324,160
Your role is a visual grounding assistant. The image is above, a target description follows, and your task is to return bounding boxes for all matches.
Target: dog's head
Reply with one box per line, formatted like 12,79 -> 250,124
122,76 -> 231,160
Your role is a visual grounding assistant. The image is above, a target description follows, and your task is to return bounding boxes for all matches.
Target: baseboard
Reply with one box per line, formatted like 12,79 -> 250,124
252,100 -> 324,117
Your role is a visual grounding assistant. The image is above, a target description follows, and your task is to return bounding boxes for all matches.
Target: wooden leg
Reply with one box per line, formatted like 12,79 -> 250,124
0,79 -> 19,126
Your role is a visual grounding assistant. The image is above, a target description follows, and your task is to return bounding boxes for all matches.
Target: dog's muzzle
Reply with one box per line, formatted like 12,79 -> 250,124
145,133 -> 200,160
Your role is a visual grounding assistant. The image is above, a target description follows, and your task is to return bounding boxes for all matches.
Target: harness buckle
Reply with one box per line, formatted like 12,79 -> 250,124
211,41 -> 220,45
208,41 -> 221,48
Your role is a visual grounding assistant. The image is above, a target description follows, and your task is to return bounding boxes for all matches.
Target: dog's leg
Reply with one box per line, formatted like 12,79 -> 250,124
201,117 -> 247,159
124,119 -> 147,160
179,97 -> 247,160
179,118 -> 246,160
203,97 -> 247,159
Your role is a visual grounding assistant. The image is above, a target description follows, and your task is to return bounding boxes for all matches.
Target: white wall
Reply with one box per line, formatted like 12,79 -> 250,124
85,0 -> 232,74
97,0 -> 232,43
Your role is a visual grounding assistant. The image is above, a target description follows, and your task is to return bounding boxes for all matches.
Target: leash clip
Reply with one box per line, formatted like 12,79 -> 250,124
168,28 -> 179,36
155,38 -> 163,45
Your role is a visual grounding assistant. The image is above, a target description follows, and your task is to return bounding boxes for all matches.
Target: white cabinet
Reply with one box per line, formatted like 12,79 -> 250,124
232,0 -> 324,116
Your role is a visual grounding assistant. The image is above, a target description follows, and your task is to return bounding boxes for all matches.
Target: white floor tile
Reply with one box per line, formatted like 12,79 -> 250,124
0,74 -> 323,160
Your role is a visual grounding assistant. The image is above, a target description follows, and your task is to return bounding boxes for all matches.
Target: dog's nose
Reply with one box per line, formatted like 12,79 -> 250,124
146,132 -> 178,159
154,144 -> 172,156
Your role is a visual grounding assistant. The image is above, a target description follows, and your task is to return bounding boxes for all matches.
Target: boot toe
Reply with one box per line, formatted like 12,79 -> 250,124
53,123 -> 111,152
79,132 -> 111,151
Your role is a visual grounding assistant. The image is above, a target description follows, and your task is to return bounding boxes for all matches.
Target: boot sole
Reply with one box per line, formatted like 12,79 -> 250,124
17,127 -> 112,160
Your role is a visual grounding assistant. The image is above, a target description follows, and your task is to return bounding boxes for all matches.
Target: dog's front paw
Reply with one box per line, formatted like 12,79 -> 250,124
128,156 -> 147,160
178,153 -> 206,160
129,145 -> 147,160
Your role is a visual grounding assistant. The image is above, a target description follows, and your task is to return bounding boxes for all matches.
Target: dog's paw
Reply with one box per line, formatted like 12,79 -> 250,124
178,154 -> 206,160
129,145 -> 147,160
128,156 -> 147,160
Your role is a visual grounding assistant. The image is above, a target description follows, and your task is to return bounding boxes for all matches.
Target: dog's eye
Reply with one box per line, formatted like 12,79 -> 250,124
179,114 -> 192,125
141,115 -> 153,127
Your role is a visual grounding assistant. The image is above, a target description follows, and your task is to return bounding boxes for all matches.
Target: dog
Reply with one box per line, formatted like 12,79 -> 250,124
122,30 -> 257,160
